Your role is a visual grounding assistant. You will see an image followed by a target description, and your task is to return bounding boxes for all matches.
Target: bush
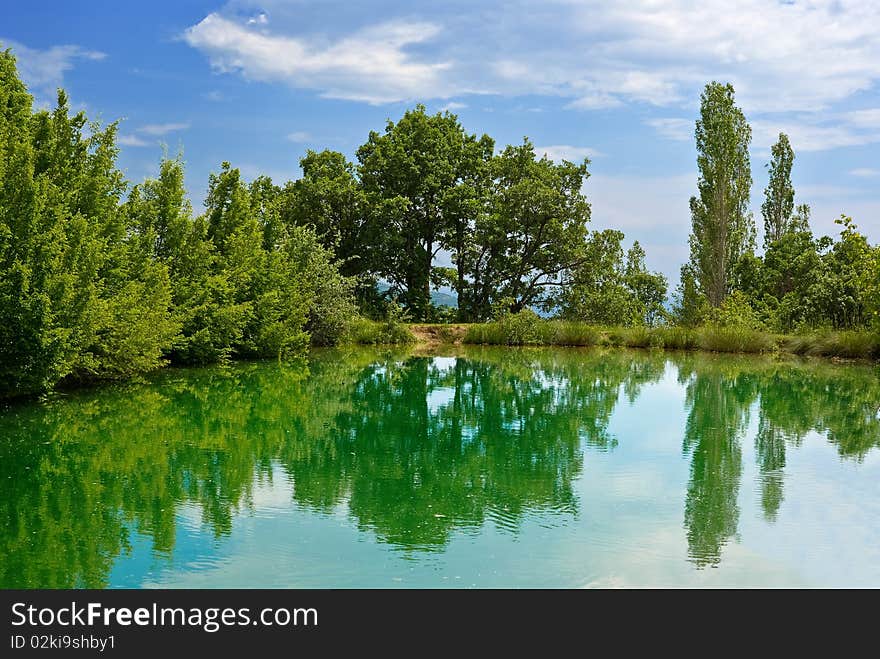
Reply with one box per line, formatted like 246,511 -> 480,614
343,303 -> 414,345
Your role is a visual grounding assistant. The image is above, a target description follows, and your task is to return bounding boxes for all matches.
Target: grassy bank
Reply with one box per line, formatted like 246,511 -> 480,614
343,317 -> 416,345
461,319 -> 880,360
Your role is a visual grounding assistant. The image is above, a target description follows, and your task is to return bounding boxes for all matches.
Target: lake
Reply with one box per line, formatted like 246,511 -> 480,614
2,346 -> 879,588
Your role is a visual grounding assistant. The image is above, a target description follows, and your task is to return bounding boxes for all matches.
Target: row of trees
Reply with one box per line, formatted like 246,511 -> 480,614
0,49 -> 668,397
0,51 -> 353,398
676,82 -> 879,332
2,47 -> 877,398
279,108 -> 667,324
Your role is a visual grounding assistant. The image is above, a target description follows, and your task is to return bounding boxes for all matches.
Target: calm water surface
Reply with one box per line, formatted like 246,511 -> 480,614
2,347 -> 879,588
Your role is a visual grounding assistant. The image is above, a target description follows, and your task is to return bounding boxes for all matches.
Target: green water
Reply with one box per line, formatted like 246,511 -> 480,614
2,347 -> 879,588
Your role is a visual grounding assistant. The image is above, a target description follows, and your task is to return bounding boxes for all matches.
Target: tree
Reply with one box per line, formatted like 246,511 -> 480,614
470,139 -> 591,318
624,241 -> 668,326
558,232 -> 666,326
687,82 -> 754,308
672,265 -> 708,327
277,149 -> 394,314
816,216 -> 875,329
0,50 -> 175,396
357,106 -> 492,320
558,230 -> 635,324
762,133 -> 795,246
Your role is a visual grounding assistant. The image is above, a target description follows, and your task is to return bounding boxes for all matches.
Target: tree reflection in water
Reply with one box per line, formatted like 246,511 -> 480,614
0,347 -> 877,586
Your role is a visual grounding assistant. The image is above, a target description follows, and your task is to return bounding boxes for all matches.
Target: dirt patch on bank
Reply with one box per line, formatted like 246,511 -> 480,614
408,324 -> 469,346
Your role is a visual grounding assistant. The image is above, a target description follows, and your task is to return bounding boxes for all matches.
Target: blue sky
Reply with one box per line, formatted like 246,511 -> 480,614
4,0 -> 879,283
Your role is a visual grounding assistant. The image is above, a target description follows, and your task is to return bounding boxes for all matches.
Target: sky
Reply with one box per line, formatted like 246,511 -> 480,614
3,0 -> 880,284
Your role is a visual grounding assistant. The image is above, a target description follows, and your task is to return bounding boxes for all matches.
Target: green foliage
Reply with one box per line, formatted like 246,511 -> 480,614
0,51 -> 177,396
705,290 -> 765,330
0,54 -> 361,396
357,105 -> 493,321
688,82 -> 755,307
672,265 -> 710,327
762,133 -> 795,246
343,303 -> 415,345
467,140 -> 592,318
559,231 -> 667,326
275,149 -> 389,314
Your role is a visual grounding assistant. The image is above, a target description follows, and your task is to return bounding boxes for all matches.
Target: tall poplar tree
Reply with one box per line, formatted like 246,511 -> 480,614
687,82 -> 754,308
762,133 -> 795,246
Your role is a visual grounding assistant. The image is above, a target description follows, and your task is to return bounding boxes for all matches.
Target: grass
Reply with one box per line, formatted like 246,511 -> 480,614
461,318 -> 880,360
781,330 -> 880,359
342,312 -> 879,362
343,317 -> 415,345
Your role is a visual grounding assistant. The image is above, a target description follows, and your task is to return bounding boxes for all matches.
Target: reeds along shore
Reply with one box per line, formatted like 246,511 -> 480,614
457,320 -> 880,360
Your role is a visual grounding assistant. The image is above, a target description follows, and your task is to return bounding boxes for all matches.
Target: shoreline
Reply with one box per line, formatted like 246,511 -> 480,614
403,322 -> 880,363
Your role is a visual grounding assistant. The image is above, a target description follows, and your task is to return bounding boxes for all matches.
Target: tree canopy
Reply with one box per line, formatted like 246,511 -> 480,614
1,50 -> 878,398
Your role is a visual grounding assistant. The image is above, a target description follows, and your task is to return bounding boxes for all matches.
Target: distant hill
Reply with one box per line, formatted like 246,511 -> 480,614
376,282 -> 458,308
431,290 -> 458,308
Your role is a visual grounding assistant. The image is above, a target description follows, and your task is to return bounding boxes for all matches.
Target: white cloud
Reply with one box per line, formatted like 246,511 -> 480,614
536,145 -> 601,162
647,113 -> 880,152
183,13 -> 456,104
203,90 -> 225,101
286,131 -> 311,143
850,168 -> 880,178
565,93 -> 622,110
751,118 -> 880,152
118,134 -> 150,147
847,109 -> 880,128
440,101 -> 467,112
180,3 -> 880,152
1,38 -> 105,98
554,0 -> 880,114
137,122 -> 190,136
645,118 -> 692,142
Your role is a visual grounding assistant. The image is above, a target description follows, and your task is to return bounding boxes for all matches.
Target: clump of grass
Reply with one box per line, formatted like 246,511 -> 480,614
606,326 -> 659,348
696,325 -> 776,354
547,321 -> 602,346
782,331 -> 880,359
344,317 -> 415,345
464,310 -> 553,345
655,327 -> 698,350
462,315 -> 879,361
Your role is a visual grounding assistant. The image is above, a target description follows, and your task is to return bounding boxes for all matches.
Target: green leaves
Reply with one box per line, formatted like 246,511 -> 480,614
762,133 -> 796,246
0,53 -> 356,397
559,230 -> 667,326
472,139 -> 591,318
689,82 -> 754,308
357,105 -> 494,321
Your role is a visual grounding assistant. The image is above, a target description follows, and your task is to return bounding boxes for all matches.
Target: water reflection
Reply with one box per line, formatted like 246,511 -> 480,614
0,347 -> 878,587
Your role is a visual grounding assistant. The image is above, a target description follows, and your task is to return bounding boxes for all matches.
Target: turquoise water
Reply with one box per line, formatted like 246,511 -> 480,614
1,347 -> 879,587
